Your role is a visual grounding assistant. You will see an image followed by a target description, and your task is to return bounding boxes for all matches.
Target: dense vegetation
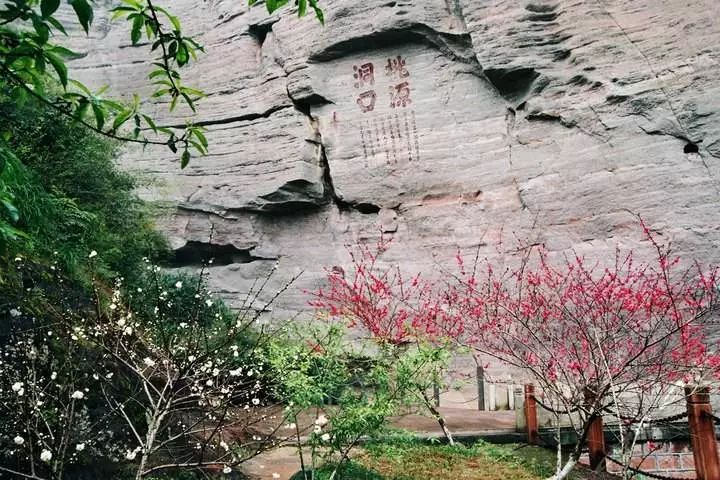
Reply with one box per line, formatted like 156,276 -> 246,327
0,94 -> 167,282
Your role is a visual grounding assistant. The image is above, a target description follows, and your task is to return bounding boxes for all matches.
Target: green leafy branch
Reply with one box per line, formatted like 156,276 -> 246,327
250,0 -> 325,24
1,0 -> 208,168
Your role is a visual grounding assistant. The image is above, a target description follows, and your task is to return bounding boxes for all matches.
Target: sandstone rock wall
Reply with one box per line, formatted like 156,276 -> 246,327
68,0 -> 720,319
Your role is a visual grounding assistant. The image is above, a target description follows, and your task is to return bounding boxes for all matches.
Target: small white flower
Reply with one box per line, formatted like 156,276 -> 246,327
175,281 -> 183,289
88,250 -> 97,259
125,450 -> 137,460
205,299 -> 213,307
13,436 -> 24,445
229,368 -> 241,377
75,443 -> 85,452
109,304 -> 117,311
252,398 -> 260,406
314,414 -> 328,427
71,391 -> 84,400
136,288 -> 143,293
9,308 -> 21,317
143,357 -> 156,367
14,257 -> 21,262
222,465 -> 232,474
313,425 -> 322,434
11,382 -> 23,392
220,440 -> 229,451
188,355 -> 196,362
40,449 -> 52,462
321,433 -> 331,442
123,326 -> 133,336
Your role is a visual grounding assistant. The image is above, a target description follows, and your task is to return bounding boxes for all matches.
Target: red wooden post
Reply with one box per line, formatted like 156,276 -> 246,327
524,384 -> 539,444
587,415 -> 606,470
686,386 -> 720,480
584,387 -> 606,471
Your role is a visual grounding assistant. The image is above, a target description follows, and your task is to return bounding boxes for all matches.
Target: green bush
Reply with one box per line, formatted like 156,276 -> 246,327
0,93 -> 167,283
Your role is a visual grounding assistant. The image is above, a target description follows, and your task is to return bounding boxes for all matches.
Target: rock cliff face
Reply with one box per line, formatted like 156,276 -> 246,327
69,0 -> 720,317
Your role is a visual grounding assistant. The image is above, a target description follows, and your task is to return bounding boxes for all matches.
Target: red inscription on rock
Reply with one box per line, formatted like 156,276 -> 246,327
356,91 -> 377,113
353,63 -> 375,88
385,55 -> 410,79
353,55 -> 421,164
389,82 -> 412,108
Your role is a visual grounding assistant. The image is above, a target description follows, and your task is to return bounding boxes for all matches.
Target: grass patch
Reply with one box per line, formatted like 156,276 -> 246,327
298,438 -> 587,480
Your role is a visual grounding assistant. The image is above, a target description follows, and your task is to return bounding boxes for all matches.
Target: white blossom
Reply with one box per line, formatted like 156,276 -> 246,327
252,398 -> 260,406
40,450 -> 52,462
143,357 -> 156,367
223,466 -> 232,474
321,433 -> 331,442
11,382 -> 23,392
175,281 -> 183,289
205,299 -> 213,307
75,443 -> 85,452
71,391 -> 84,400
88,251 -> 97,258
13,436 -> 24,445
314,414 -> 328,427
125,450 -> 137,460
9,308 -> 21,317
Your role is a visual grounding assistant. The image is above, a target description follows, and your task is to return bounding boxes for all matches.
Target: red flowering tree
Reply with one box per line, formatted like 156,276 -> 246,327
311,226 -> 720,479
431,227 -> 719,478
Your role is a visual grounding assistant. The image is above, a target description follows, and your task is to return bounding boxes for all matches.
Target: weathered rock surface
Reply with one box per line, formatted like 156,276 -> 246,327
68,0 -> 720,321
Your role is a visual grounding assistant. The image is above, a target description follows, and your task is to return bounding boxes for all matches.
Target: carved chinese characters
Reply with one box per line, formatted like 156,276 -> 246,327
385,55 -> 411,109
351,55 -> 420,166
353,63 -> 376,113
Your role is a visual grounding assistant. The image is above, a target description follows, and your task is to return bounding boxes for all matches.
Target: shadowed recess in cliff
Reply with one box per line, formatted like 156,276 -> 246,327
308,24 -> 479,69
170,242 -> 278,267
483,67 -> 548,106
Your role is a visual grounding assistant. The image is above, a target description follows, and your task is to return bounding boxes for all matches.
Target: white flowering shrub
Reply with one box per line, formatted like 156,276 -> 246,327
1,255 -> 291,480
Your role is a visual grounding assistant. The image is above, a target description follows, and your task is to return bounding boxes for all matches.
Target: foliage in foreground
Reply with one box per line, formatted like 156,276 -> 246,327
1,258 -> 284,480
266,323 -> 453,480
294,439 -> 571,480
0,94 -> 167,280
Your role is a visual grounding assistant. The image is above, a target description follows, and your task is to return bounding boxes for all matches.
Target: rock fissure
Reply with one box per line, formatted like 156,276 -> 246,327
159,104 -> 293,130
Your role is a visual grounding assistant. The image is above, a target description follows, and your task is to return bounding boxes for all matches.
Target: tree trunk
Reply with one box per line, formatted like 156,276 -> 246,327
422,391 -> 455,445
545,456 -> 577,480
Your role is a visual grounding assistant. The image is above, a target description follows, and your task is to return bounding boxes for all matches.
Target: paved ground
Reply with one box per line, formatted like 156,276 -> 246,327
240,408 -> 518,480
